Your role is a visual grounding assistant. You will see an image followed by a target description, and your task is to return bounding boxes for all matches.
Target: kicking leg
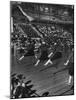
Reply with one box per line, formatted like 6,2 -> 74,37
34,59 -> 40,66
19,55 -> 24,61
64,51 -> 73,66
64,59 -> 69,66
48,52 -> 53,58
44,52 -> 53,66
44,59 -> 53,66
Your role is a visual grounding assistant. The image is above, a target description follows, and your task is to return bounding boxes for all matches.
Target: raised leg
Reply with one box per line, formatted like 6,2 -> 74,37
44,59 -> 53,66
19,55 -> 24,61
34,59 -> 40,66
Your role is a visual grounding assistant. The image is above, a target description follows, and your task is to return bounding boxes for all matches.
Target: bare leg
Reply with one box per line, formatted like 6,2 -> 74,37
48,52 -> 53,58
64,59 -> 69,66
67,75 -> 72,85
44,52 -> 53,66
19,55 -> 24,61
34,59 -> 40,66
64,51 -> 73,66
44,59 -> 53,66
35,54 -> 38,59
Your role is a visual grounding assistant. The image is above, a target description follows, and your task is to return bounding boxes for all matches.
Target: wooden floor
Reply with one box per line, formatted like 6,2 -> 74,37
11,54 -> 74,96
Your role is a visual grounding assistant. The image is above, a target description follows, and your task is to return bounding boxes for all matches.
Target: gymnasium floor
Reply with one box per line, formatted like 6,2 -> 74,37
11,53 -> 74,96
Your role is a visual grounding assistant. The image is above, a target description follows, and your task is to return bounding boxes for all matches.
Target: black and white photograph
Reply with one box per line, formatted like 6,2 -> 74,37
10,1 -> 74,99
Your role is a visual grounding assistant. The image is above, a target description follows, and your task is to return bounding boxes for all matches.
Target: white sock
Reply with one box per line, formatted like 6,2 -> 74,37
44,59 -> 53,66
19,56 -> 24,60
35,60 -> 40,66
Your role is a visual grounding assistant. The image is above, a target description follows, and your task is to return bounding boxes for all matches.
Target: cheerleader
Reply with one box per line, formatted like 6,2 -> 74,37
34,41 -> 51,66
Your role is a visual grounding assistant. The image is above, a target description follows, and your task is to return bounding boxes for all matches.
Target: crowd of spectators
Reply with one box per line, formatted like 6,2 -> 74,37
11,22 -> 73,62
